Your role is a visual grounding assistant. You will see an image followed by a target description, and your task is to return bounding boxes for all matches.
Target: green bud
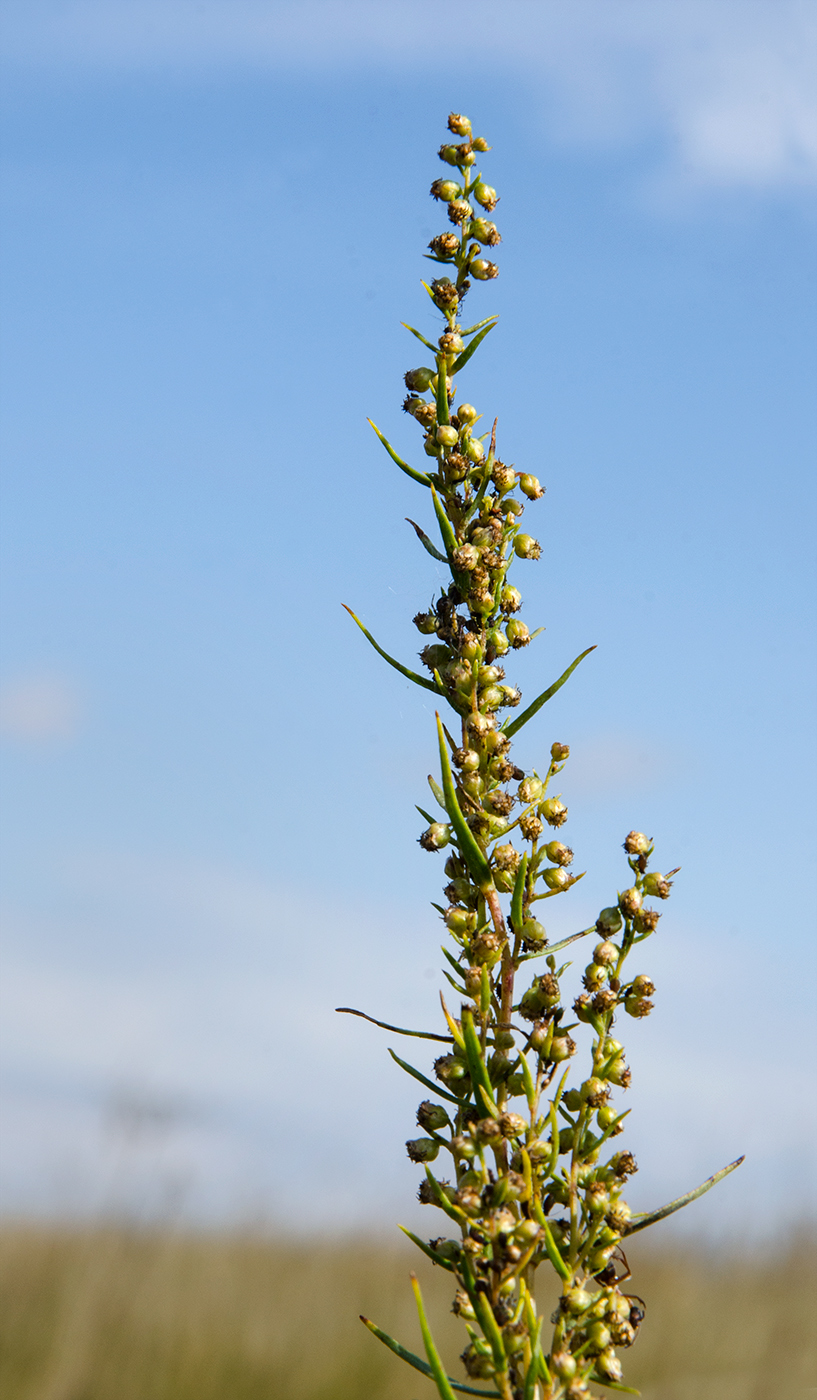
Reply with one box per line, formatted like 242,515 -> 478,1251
588,1321 -> 611,1351
643,871 -> 673,899
543,866 -> 570,891
470,217 -> 500,245
404,366 -> 435,392
550,741 -> 570,761
513,533 -> 541,560
518,775 -> 544,803
436,424 -> 459,449
453,746 -> 480,771
521,917 -> 547,947
451,1133 -> 477,1160
471,135 -> 490,153
420,643 -> 451,671
623,830 -> 651,855
471,258 -> 499,280
498,1112 -> 527,1138
632,974 -> 655,996
597,1349 -> 623,1383
457,401 -> 478,424
416,1101 -> 450,1131
500,497 -> 524,516
448,112 -> 472,137
438,143 -> 459,165
461,772 -> 484,799
605,1057 -> 630,1087
518,473 -> 544,500
406,1137 -> 439,1163
447,200 -> 473,226
452,543 -> 480,571
549,1034 -> 576,1062
596,906 -> 623,934
480,684 -> 504,710
544,840 -> 573,865
500,585 -> 522,613
413,611 -> 437,634
473,181 -> 498,210
487,627 -> 509,657
445,906 -> 477,936
505,619 -> 530,649
583,962 -> 606,991
540,796 -> 567,827
456,143 -> 476,167
460,632 -> 482,661
464,435 -> 485,462
625,996 -> 653,1018
419,822 -> 450,851
434,1053 -> 470,1088
552,1350 -> 577,1380
491,461 -> 516,493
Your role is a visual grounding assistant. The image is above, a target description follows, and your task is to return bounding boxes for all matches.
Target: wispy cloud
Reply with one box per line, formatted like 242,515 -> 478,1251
0,674 -> 83,743
2,1 -> 815,191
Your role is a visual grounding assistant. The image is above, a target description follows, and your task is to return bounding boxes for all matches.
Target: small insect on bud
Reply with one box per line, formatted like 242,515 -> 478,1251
519,473 -> 544,500
428,231 -> 460,258
521,917 -> 547,948
406,1137 -> 439,1163
623,830 -> 651,855
619,887 -> 643,918
518,775 -> 544,804
513,533 -> 541,560
506,619 -> 530,648
643,871 -> 673,899
436,424 -> 459,449
473,181 -> 499,210
419,822 -> 450,851
417,1100 -> 450,1132
404,366 -> 435,392
470,217 -> 500,245
471,258 -> 499,280
413,611 -> 437,634
596,905 -> 623,935
541,797 -> 567,827
447,200 -> 473,226
544,840 -> 573,866
594,941 -> 617,967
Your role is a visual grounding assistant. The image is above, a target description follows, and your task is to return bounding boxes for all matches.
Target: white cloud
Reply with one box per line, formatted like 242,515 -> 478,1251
0,674 -> 83,742
1,1 -> 815,190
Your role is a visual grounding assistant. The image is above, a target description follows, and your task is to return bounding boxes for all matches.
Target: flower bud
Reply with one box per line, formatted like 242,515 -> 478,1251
632,974 -> 655,996
473,181 -> 498,210
485,628 -> 508,658
521,917 -> 547,947
583,963 -> 606,992
573,993 -> 592,1022
436,424 -> 459,449
586,1182 -> 609,1214
519,473 -> 544,500
406,1137 -> 439,1163
544,840 -> 573,865
461,772 -> 484,799
434,1054 -> 470,1088
606,1057 -> 630,1088
493,843 -> 521,872
471,931 -> 501,967
417,1100 -> 450,1132
456,142 -> 476,167
597,1349 -> 623,1382
611,1150 -> 638,1178
581,1077 -> 609,1107
513,533 -> 541,560
552,1351 -> 577,1380
475,1116 -> 502,1145
498,1112 -> 527,1138
448,112 -> 472,136
480,685 -> 504,711
623,830 -> 651,855
471,135 -> 490,152
428,231 -> 460,258
413,611 -> 437,634
625,996 -> 653,1018
499,585 -> 521,614
541,797 -> 567,827
420,642 -> 451,671
549,1034 -> 576,1062
414,402 -> 437,428
447,200 -> 472,226
471,258 -> 499,280
453,746 -> 480,771
430,178 -> 462,202
596,906 -> 623,935
643,871 -> 672,899
500,497 -> 524,517
633,907 -> 660,933
464,435 -> 485,462
518,775 -> 544,804
439,330 -> 464,357
454,401 -> 477,425
404,366 -> 435,392
550,742 -> 570,762
565,1286 -> 592,1315
543,865 -> 570,891
445,906 -> 477,936
451,1133 -> 477,1160
506,620 -> 530,648
593,941 -> 617,967
419,823 -> 450,851
452,543 -> 479,572
470,217 -> 500,245
431,278 -> 461,309
619,887 -> 642,918
597,1104 -> 619,1131
438,143 -> 459,165
592,989 -> 617,1013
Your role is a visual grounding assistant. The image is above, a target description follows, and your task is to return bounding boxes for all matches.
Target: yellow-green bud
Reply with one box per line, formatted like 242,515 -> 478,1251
447,200 -> 472,226
544,840 -> 573,865
541,796 -> 567,827
471,135 -> 490,152
487,627 -> 510,657
470,217 -> 500,245
473,181 -> 498,210
619,887 -> 642,918
506,619 -> 530,648
632,974 -> 655,996
643,871 -> 672,899
430,178 -> 462,201
464,435 -> 485,462
565,1286 -> 592,1314
593,941 -> 617,966
550,741 -> 570,761
500,585 -> 522,613
596,906 -> 623,934
543,866 -> 570,891
549,1034 -> 576,1062
513,533 -> 541,560
413,611 -> 437,634
457,401 -> 478,424
438,143 -> 459,165
518,775 -> 544,803
519,473 -> 544,499
445,906 -> 477,936
623,830 -> 651,855
405,366 -> 435,392
597,1349 -> 623,1382
448,112 -> 472,136
419,822 -> 450,851
552,1351 -> 577,1380
471,258 -> 499,280
436,424 -> 459,449
521,917 -> 547,947
588,1321 -> 611,1350
499,1112 -> 527,1138
451,1133 -> 477,1160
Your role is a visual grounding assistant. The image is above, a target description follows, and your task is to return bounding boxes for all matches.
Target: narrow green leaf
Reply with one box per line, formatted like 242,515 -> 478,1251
505,646 -> 597,738
441,945 -> 466,977
424,1167 -> 470,1226
461,1006 -> 497,1112
429,485 -> 459,563
459,315 -> 500,337
588,1376 -> 641,1395
436,713 -> 493,889
401,321 -> 438,352
410,1274 -> 462,1400
336,1007 -> 452,1044
388,1048 -> 462,1105
510,853 -> 529,931
542,926 -> 595,955
450,320 -> 498,374
540,1217 -> 570,1280
435,363 -> 450,426
523,1320 -> 544,1400
428,774 -> 448,811
443,969 -> 467,995
480,965 -> 492,1018
367,418 -> 432,486
342,605 -> 441,694
518,1049 -> 535,1112
416,806 -> 437,824
625,1156 -> 745,1235
397,1225 -> 456,1273
407,517 -> 448,563
361,1314 -> 500,1397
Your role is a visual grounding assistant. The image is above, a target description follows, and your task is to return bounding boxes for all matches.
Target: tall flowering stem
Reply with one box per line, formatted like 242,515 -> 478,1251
342,111 -> 742,1400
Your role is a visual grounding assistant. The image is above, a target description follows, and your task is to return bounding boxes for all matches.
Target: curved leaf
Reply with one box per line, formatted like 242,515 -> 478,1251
367,418 -> 431,486
336,1007 -> 452,1044
450,319 -> 498,374
361,1313 -> 500,1397
407,518 -> 448,563
342,605 -> 441,694
388,1047 -> 462,1105
505,646 -> 596,738
436,713 -> 493,889
625,1156 -> 745,1235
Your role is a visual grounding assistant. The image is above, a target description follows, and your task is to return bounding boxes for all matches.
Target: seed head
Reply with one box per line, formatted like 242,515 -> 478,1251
406,1137 -> 439,1163
428,231 -> 460,257
514,533 -> 541,560
447,200 -> 472,226
519,473 -> 544,499
471,258 -> 499,280
447,112 -> 472,136
623,830 -> 651,855
545,840 -> 573,865
430,178 -> 462,202
470,217 -> 501,245
419,822 -> 450,851
619,887 -> 643,918
633,907 -> 661,933
506,619 -> 530,648
404,366 -> 435,392
473,181 -> 499,210
416,1100 -> 450,1132
541,796 -> 568,827
643,871 -> 673,899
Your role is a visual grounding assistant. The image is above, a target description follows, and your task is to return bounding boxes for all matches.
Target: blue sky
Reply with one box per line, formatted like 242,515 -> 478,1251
1,0 -> 815,1234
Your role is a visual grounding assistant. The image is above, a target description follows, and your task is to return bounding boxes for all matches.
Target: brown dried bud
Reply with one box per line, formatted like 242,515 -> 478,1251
611,1150 -> 638,1178
414,402 -> 437,428
438,329 -> 464,357
632,974 -> 655,996
445,451 -> 469,481
417,1178 -> 438,1204
498,1112 -> 527,1139
448,112 -> 472,136
471,931 -> 502,966
624,996 -> 653,1018
592,989 -> 617,1013
520,813 -> 544,841
491,461 -> 516,492
447,200 -> 473,226
417,1100 -> 449,1132
429,231 -> 460,258
493,843 -> 521,871
573,993 -> 593,1022
541,797 -> 567,827
485,789 -> 514,817
623,830 -> 651,855
452,543 -> 480,571
475,1116 -> 502,1144
633,907 -> 660,933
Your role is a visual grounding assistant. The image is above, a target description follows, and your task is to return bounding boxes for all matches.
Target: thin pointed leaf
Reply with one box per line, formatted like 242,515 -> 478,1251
361,1314 -> 500,1397
343,605 -> 441,694
423,253 -> 457,265
459,315 -> 500,337
401,321 -> 438,352
540,1217 -> 570,1280
407,517 -> 448,563
479,965 -> 491,1018
429,485 -> 459,563
388,1048 -> 462,1105
510,853 -> 529,931
398,1225 -> 456,1273
367,418 -> 432,486
505,647 -> 597,738
588,1376 -> 641,1395
444,969 -> 467,995
441,945 -> 466,977
461,1006 -> 497,1112
523,1320 -> 544,1400
410,1275 -> 465,1400
625,1156 -> 745,1235
336,1007 -> 452,1044
425,1167 -> 470,1226
417,805 -> 437,824
439,991 -> 466,1050
462,462 -> 492,527
450,320 -> 498,374
428,774 -> 448,811
435,364 -> 450,427
436,714 -> 493,889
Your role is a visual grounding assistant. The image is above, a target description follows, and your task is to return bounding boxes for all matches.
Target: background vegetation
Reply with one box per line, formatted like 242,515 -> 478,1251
1,1226 -> 814,1400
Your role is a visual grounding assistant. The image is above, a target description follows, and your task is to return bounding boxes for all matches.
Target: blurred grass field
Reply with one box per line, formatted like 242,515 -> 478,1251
0,1224 -> 814,1400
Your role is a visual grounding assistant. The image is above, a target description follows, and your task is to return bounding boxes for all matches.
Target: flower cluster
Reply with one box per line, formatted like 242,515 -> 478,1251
344,111 -> 741,1400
